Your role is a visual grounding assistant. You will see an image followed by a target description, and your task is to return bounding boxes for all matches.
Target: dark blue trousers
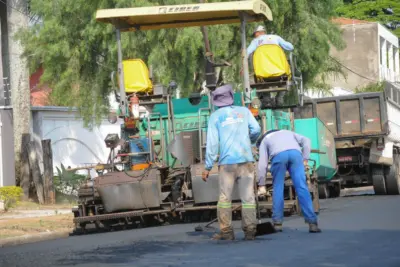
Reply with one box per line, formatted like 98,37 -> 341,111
270,149 -> 318,224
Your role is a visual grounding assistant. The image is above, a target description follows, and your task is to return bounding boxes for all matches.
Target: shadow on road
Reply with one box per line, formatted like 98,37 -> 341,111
56,240 -> 195,266
54,228 -> 400,267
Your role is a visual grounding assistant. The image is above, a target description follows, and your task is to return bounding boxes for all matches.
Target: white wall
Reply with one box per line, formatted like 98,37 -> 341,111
378,24 -> 399,48
378,24 -> 400,83
305,87 -> 353,99
31,107 -> 121,177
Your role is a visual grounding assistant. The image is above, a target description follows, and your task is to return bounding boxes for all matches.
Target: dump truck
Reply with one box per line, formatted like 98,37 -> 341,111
69,0 -> 336,233
293,81 -> 400,198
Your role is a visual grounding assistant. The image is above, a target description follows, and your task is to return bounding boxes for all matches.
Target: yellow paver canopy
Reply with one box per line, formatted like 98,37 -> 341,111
96,0 -> 272,32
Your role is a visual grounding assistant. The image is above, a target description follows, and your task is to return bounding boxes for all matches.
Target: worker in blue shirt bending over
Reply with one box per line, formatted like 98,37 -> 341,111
202,84 -> 261,241
257,129 -> 321,233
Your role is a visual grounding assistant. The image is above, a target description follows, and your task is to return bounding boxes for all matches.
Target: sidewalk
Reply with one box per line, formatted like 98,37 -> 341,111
0,203 -> 74,247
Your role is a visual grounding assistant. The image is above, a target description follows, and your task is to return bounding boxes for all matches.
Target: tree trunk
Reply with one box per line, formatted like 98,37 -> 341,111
20,133 -> 31,200
7,0 -> 31,186
42,139 -> 55,204
27,141 -> 44,204
199,0 -> 212,56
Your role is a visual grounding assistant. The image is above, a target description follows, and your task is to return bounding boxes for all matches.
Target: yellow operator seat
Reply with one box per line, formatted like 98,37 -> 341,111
119,59 -> 153,94
252,44 -> 291,82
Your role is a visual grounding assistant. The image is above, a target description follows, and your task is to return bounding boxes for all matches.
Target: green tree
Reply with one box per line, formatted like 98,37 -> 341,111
17,0 -> 345,127
336,1 -> 400,37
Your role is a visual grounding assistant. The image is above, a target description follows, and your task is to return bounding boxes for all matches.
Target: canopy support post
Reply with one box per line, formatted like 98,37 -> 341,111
116,28 -> 128,117
240,12 -> 251,104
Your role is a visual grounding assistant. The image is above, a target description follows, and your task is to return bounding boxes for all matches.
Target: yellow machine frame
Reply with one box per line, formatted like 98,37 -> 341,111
96,0 -> 273,116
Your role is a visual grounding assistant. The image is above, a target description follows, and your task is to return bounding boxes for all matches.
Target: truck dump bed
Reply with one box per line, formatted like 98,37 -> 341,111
293,91 -> 400,142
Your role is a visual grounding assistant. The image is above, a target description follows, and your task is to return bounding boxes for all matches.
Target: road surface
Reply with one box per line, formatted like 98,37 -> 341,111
1,191 -> 399,267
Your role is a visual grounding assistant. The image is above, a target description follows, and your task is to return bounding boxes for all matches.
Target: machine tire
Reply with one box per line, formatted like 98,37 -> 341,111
385,153 -> 400,195
371,165 -> 387,195
318,184 -> 330,199
328,182 -> 341,198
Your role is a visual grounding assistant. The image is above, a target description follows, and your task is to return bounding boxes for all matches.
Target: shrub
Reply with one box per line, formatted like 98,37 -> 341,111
0,186 -> 24,211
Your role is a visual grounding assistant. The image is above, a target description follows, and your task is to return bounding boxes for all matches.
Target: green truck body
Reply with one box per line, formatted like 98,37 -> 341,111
294,118 -> 337,181
127,92 -> 336,180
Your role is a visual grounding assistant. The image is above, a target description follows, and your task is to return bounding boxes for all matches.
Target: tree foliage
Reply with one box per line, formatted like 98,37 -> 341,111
0,186 -> 24,212
17,0 -> 345,127
354,81 -> 385,93
336,0 -> 400,37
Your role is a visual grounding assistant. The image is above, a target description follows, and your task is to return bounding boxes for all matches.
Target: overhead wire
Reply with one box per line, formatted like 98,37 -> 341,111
329,56 -> 379,82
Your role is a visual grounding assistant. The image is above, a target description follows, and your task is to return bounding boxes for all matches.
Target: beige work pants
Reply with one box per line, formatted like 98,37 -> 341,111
217,162 -> 257,234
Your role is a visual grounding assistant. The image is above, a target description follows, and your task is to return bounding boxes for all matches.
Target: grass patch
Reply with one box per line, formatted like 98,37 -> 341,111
12,201 -> 75,211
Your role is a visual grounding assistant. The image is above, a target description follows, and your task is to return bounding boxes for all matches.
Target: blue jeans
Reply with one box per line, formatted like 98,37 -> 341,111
270,149 -> 318,224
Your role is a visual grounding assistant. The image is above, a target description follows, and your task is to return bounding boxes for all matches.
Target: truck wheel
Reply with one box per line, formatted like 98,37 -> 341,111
371,165 -> 387,195
385,154 -> 400,195
318,184 -> 330,199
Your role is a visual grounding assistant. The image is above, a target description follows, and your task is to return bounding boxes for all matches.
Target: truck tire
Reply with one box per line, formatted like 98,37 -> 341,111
385,153 -> 400,195
318,184 -> 330,199
371,165 -> 387,195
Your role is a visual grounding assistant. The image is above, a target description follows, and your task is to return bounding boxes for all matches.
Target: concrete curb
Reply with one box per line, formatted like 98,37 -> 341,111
0,230 -> 71,248
340,186 -> 374,197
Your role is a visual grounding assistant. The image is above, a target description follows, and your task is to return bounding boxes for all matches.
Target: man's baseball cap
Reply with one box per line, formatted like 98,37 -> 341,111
253,25 -> 266,36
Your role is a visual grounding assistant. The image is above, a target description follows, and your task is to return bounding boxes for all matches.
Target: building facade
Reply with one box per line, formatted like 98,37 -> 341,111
328,19 -> 399,91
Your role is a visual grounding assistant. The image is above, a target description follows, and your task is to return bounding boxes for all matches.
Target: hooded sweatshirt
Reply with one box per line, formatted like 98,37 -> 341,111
205,106 -> 261,171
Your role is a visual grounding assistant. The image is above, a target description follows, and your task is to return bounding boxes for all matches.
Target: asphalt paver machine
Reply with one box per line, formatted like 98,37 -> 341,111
71,0 -> 325,233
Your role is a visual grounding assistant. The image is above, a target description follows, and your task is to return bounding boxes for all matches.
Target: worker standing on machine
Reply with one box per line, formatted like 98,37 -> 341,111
256,129 -> 321,233
240,25 -> 294,75
246,25 -> 294,56
202,84 -> 261,241
242,25 -> 294,106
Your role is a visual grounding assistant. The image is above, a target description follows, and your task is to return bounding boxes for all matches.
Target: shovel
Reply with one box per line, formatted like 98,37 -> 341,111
194,205 -> 241,232
254,179 -> 276,236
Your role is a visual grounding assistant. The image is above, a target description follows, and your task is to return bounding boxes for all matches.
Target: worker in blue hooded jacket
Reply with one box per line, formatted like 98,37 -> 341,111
202,84 -> 261,241
257,129 -> 321,233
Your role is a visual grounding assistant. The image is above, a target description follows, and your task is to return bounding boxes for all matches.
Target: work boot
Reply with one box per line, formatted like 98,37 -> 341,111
262,97 -> 274,108
275,92 -> 285,106
273,223 -> 283,232
242,225 -> 256,241
309,223 -> 321,233
244,230 -> 256,240
212,230 -> 235,241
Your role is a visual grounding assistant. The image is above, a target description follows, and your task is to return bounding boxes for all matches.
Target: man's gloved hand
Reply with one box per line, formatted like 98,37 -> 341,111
303,159 -> 309,170
257,185 -> 267,196
251,146 -> 258,155
202,170 -> 210,182
257,185 -> 271,197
